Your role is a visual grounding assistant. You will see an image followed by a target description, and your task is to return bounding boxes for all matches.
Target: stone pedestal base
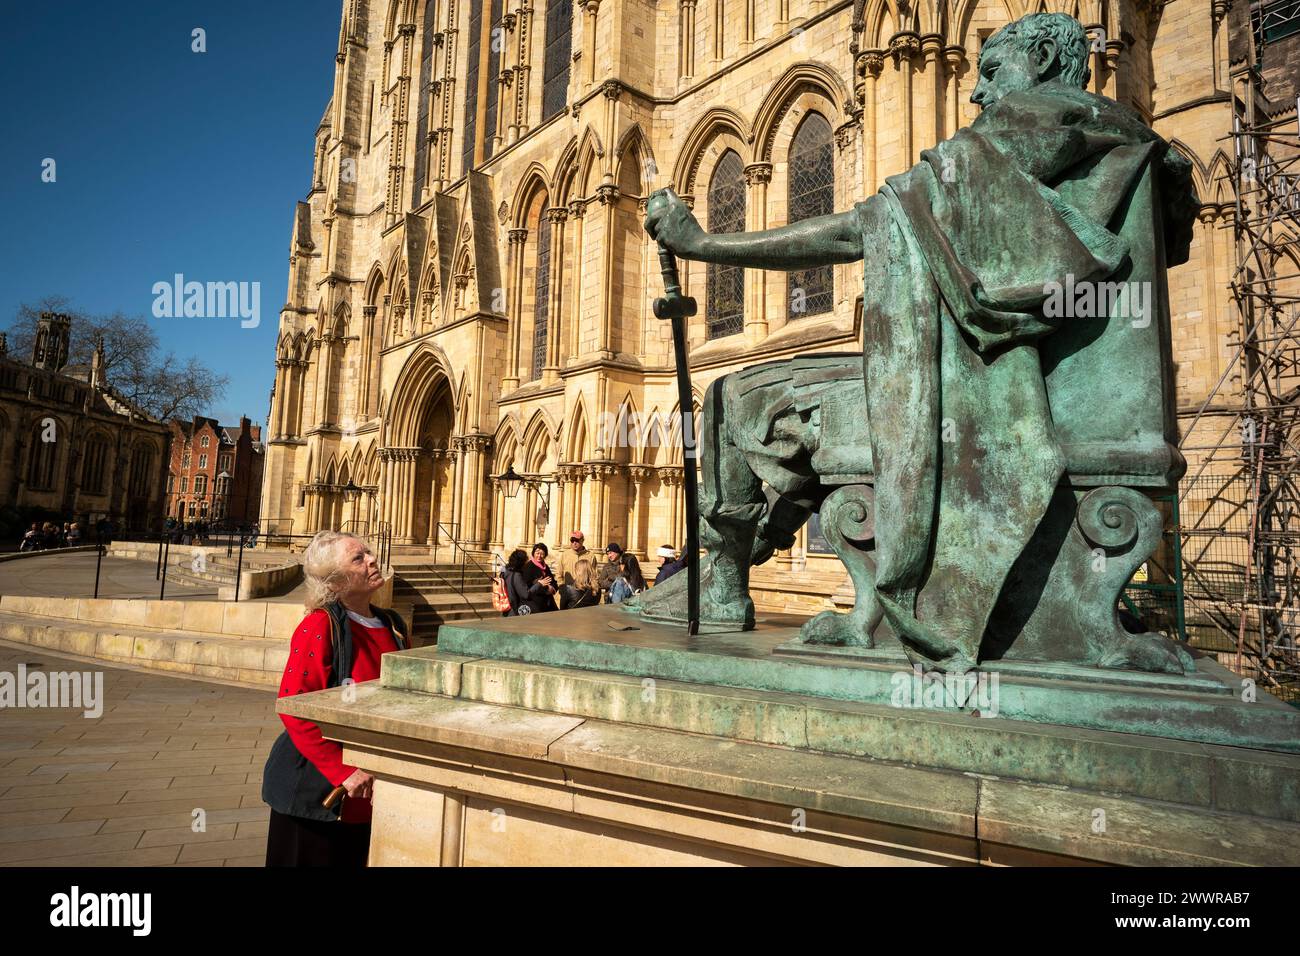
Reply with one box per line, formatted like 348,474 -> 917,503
278,608 -> 1300,866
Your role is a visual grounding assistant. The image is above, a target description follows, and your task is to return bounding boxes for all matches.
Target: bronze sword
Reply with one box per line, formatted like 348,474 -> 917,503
647,190 -> 700,636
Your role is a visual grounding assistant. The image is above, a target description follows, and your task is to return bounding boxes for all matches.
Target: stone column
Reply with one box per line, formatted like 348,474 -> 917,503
943,45 -> 964,141
627,464 -> 653,555
659,467 -> 683,547
890,33 -> 920,165
499,12 -> 517,146
468,437 -> 492,547
1102,40 -> 1123,101
504,227 -> 528,390
544,206 -> 568,379
489,478 -> 505,551
595,183 -> 619,357
860,52 -> 883,193
920,34 -> 944,148
449,439 -> 465,542
568,465 -> 586,536
582,0 -> 600,87
743,162 -> 772,340
271,361 -> 289,438
552,469 -> 570,544
678,0 -> 696,83
567,200 -> 587,359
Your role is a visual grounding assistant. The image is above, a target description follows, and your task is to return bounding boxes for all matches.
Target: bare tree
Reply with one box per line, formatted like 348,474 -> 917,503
7,298 -> 230,421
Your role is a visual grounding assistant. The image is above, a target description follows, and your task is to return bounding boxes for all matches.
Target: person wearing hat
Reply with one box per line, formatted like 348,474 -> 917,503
557,530 -> 598,609
597,543 -> 623,600
653,544 -> 687,585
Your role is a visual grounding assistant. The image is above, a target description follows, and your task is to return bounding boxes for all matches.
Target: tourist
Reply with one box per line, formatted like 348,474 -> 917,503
501,548 -> 540,616
262,530 -> 409,867
653,544 -> 686,585
19,524 -> 39,552
519,542 -> 558,613
608,552 -> 647,604
567,556 -> 600,608
557,531 -> 597,609
66,522 -> 82,546
597,543 -> 623,601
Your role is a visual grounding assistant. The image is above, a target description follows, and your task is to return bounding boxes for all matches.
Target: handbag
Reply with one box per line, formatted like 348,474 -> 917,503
492,572 -> 513,613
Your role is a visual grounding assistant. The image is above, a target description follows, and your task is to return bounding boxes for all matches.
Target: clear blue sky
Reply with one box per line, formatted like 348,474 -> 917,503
0,1 -> 340,428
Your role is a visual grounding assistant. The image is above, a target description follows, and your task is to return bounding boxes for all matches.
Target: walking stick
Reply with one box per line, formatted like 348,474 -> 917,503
647,190 -> 700,636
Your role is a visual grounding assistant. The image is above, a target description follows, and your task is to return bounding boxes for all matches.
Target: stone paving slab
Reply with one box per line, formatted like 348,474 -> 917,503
0,641 -> 280,867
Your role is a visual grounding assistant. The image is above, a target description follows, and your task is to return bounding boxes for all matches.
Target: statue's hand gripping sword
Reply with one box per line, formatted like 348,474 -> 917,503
646,189 -> 700,636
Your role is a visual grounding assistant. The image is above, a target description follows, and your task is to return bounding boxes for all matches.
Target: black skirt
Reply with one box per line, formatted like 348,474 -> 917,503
265,809 -> 372,867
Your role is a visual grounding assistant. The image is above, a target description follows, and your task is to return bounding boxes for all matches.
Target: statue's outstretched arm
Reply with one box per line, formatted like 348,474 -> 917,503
644,188 -> 861,270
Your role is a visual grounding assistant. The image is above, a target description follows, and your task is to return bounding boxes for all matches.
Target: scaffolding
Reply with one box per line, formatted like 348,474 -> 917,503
1177,61 -> 1300,703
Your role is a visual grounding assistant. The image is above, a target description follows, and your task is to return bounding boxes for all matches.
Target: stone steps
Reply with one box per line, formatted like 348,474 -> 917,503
0,611 -> 287,688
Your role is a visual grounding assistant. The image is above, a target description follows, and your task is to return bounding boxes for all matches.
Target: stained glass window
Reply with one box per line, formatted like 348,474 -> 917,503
532,210 -> 551,380
787,113 -> 834,319
706,150 -> 745,340
542,0 -> 572,121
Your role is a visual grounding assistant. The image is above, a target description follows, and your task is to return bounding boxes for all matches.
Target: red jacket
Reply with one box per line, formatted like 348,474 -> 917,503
277,608 -> 398,823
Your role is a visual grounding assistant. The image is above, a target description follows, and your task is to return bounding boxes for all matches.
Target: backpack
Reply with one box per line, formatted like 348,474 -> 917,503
608,575 -> 634,604
492,571 -> 513,613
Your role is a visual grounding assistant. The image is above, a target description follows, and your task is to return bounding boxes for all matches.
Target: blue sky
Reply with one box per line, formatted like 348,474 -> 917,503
0,2 -> 340,428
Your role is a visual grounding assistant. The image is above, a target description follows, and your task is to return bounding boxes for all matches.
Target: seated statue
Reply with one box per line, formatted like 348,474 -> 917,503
639,12 -> 1200,676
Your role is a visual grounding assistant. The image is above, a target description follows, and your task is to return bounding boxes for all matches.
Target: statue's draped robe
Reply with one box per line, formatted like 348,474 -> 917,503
854,84 -> 1194,670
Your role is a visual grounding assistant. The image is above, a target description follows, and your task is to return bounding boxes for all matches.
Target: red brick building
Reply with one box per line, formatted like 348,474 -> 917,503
166,415 -> 264,525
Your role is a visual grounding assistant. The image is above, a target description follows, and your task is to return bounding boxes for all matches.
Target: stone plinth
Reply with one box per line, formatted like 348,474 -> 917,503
277,607 -> 1300,866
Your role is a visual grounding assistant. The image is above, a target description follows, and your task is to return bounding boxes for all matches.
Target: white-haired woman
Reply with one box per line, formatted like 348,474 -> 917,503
262,530 -> 409,867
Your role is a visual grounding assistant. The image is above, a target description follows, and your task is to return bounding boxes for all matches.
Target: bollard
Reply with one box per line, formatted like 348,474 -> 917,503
159,536 -> 170,600
93,532 -> 105,599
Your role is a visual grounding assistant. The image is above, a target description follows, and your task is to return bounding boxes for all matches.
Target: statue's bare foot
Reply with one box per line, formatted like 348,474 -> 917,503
800,609 -> 874,647
1096,631 -> 1195,675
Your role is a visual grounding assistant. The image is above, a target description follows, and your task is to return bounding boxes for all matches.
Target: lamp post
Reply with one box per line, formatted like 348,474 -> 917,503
495,465 -> 554,538
342,479 -> 379,533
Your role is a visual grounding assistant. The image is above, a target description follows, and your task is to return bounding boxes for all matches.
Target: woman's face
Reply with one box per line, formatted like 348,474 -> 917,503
532,547 -> 546,563
336,538 -> 383,597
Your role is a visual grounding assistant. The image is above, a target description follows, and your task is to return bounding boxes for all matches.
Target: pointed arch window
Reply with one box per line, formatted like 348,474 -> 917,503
542,0 -> 572,121
532,209 -> 552,381
462,0 -> 483,175
462,0 -> 505,175
27,423 -> 57,490
483,0 -> 504,162
706,150 -> 745,340
413,0 -> 439,202
788,113 -> 835,319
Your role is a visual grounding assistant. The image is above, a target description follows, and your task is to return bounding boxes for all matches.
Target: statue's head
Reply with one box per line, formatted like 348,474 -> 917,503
971,13 -> 1091,110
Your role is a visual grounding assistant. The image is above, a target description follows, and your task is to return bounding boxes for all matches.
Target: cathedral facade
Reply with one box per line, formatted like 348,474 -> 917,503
260,0 -> 1269,605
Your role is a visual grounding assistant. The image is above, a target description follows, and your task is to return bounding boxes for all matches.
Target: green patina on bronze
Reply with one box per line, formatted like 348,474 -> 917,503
638,12 -> 1202,677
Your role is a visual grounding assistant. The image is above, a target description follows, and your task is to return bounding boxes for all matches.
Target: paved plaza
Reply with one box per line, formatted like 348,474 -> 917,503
0,641 -> 280,866
0,550 -> 219,601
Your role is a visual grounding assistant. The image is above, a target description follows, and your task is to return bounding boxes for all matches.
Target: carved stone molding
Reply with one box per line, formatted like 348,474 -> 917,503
743,162 -> 773,186
888,31 -> 921,64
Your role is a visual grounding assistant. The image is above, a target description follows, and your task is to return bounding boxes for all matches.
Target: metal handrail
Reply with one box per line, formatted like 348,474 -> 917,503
430,521 -> 494,595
